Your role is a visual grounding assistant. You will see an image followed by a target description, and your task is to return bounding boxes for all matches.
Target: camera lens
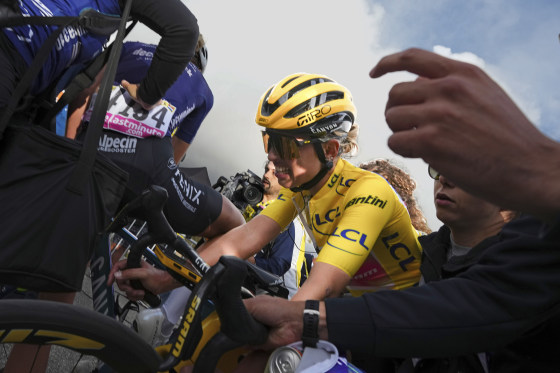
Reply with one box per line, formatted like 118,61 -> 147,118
243,185 -> 263,205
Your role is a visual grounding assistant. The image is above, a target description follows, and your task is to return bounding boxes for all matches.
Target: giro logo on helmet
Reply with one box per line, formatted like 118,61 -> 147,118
296,105 -> 332,126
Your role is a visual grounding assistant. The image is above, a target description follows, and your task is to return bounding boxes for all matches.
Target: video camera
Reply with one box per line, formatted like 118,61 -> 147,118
213,170 -> 265,220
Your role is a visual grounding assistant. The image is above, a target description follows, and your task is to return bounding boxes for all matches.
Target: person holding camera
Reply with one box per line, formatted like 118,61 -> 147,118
248,160 -> 313,299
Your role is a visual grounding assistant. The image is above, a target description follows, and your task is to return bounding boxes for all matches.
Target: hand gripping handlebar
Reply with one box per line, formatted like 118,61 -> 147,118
108,186 -> 268,372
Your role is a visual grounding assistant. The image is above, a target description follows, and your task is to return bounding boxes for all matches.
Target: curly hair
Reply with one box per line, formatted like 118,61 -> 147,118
360,159 -> 432,234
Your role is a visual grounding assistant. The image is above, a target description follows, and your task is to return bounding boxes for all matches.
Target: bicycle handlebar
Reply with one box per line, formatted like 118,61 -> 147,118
192,256 -> 269,372
108,185 -> 269,372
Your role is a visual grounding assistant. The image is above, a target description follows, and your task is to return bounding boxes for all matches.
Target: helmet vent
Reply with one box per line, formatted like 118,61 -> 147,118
284,91 -> 344,118
281,75 -> 302,88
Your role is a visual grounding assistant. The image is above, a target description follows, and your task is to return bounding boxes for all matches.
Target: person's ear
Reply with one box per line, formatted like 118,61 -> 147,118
324,139 -> 340,160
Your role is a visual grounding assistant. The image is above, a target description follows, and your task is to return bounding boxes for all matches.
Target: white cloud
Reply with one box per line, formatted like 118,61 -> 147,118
432,45 -> 486,68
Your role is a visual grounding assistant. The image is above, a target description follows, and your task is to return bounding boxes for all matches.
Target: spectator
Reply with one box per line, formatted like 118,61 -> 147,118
397,166 -> 522,372
250,160 -> 312,299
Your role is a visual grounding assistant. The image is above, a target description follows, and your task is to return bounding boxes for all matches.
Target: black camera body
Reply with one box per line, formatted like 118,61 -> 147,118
213,170 -> 265,218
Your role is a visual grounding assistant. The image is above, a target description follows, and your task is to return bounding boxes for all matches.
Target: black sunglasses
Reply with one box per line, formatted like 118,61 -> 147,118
428,166 -> 440,180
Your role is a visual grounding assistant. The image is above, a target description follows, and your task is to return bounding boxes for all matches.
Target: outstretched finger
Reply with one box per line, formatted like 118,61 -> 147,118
370,48 -> 456,80
386,127 -> 436,161
384,79 -> 433,113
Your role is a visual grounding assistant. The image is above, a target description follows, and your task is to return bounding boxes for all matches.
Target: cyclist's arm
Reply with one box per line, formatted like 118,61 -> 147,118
171,136 -> 190,164
197,195 -> 246,239
197,214 -> 282,266
125,0 -> 199,107
291,261 -> 350,301
108,260 -> 181,299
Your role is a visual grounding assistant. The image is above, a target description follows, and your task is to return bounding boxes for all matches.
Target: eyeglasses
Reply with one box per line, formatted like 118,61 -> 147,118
261,131 -> 313,159
428,166 -> 440,180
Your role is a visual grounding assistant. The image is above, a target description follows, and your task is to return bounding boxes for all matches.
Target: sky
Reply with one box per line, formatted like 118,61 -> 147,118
127,0 -> 560,231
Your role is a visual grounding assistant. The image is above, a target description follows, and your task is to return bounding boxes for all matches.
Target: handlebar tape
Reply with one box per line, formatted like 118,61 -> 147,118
214,256 -> 268,345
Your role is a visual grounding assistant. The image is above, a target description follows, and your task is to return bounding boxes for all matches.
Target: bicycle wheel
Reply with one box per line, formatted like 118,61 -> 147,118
0,299 -> 161,372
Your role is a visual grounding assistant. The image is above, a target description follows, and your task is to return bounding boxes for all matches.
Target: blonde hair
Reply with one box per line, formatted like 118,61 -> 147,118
195,34 -> 206,54
191,34 -> 206,71
339,123 -> 359,158
360,159 -> 432,234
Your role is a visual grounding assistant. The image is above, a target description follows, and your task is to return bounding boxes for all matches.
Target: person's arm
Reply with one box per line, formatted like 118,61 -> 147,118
123,0 -> 199,107
325,215 -> 560,357
197,214 -> 282,266
107,259 -> 181,299
291,262 -> 350,301
172,89 -> 214,163
171,136 -> 190,164
65,66 -> 107,138
244,295 -> 328,351
370,48 -> 560,221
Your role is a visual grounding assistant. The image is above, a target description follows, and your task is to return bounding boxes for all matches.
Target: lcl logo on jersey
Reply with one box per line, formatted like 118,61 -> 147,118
327,173 -> 355,192
314,207 -> 341,226
331,227 -> 370,251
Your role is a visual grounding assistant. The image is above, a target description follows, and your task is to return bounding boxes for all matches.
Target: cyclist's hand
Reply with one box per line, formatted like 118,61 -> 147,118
243,295 -> 304,350
108,259 -> 170,300
121,80 -> 162,111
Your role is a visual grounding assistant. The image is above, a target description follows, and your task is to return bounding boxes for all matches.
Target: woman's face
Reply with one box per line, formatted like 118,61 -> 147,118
267,142 -> 322,190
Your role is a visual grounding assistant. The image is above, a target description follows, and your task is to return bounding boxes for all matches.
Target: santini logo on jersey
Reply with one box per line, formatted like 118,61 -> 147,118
345,195 -> 387,209
98,134 -> 137,154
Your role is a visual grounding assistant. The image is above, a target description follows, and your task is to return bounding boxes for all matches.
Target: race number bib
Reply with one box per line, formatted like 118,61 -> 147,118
84,85 -> 176,138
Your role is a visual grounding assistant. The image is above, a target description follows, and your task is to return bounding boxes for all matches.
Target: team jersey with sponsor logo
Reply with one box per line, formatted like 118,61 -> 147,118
260,159 -> 422,295
2,0 -> 120,95
112,41 -> 213,143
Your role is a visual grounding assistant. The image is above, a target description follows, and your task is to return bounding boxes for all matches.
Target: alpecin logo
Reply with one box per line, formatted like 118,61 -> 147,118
98,134 -> 137,154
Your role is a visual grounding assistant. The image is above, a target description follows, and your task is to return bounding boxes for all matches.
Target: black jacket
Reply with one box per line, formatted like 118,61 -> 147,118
325,215 -> 560,372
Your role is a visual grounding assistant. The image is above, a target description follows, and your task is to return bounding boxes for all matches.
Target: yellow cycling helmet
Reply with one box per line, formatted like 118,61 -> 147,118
255,73 -> 356,139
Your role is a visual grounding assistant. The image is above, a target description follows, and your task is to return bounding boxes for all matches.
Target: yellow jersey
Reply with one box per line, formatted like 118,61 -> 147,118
261,159 -> 422,295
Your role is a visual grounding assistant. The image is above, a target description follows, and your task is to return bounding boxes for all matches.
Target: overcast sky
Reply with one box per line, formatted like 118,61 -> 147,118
127,0 -> 560,231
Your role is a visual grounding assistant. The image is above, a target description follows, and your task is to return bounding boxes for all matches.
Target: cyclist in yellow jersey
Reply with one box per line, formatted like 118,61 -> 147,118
110,73 -> 423,303
195,72 -> 422,301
